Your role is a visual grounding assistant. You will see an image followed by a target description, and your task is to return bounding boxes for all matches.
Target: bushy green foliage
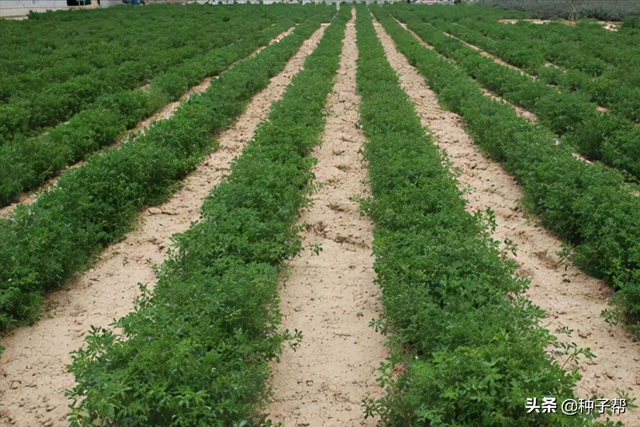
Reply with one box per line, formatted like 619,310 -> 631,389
373,5 -> 640,339
0,11 -> 332,341
0,5 -> 265,142
483,0 -> 640,21
66,9 -> 349,426
356,8 -> 606,426
0,4 -> 336,206
386,5 -> 640,182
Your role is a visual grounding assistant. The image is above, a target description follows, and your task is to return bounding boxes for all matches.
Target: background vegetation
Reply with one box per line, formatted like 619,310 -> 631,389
67,9 -> 349,425
480,0 -> 640,21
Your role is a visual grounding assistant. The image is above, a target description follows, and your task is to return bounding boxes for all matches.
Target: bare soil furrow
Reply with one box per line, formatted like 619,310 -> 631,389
393,17 -> 435,50
441,30 -> 529,76
479,87 -> 539,123
438,26 -> 615,114
0,25 -> 327,427
498,18 -> 620,31
267,16 -> 387,427
0,26 -> 295,221
374,19 -> 640,426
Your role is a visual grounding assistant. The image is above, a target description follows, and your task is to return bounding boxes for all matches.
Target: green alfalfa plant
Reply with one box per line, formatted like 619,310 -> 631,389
283,328 -> 304,351
362,359 -> 409,425
557,242 -> 576,271
601,304 -> 624,327
550,325 -> 596,373
308,242 -> 323,256
474,206 -> 497,235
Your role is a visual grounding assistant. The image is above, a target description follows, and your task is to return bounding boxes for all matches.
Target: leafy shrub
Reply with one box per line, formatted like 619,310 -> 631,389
376,3 -> 640,338
356,8 -> 602,426
0,7 -> 334,339
66,10 -> 348,425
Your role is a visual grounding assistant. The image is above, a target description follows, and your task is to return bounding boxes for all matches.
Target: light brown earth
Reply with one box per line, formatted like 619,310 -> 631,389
441,30 -> 529,76
422,23 -> 617,165
374,18 -> 640,426
0,27 -> 295,220
437,27 -> 616,115
266,15 -> 388,427
498,18 -> 577,26
0,25 -> 328,427
480,87 -> 539,123
395,19 -> 434,50
498,18 -> 620,31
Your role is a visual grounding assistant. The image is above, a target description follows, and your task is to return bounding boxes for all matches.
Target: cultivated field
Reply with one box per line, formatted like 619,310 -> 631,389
1,3 -> 639,426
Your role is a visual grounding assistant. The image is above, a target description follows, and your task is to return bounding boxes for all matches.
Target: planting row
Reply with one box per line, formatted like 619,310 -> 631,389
67,9 -> 349,426
355,8 -> 605,426
410,4 -> 636,72
482,0 -> 640,21
0,9 -> 333,343
0,4 -> 289,143
0,13 -> 299,207
413,5 -> 640,124
385,4 -> 640,182
372,5 -> 640,337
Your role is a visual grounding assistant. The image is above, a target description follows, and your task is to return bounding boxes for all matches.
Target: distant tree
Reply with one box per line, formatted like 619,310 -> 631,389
481,0 -> 640,20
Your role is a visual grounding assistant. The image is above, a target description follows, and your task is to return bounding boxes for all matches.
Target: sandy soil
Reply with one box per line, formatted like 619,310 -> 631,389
498,18 -> 620,31
480,87 -> 539,123
438,27 -> 619,116
0,26 -> 295,220
266,15 -> 388,427
374,19 -> 640,426
441,30 -> 532,77
395,19 -> 434,50
433,27 -> 621,149
0,25 -> 328,427
498,18 -> 577,27
601,22 -> 621,32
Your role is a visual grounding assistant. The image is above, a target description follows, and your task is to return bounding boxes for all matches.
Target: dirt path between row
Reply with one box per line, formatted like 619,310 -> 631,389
398,21 -> 610,171
373,19 -> 640,426
266,16 -> 388,427
479,87 -> 539,123
394,19 -> 434,50
498,18 -> 620,32
438,26 -> 612,113
440,29 -> 529,76
0,25 -> 328,427
0,26 -> 295,221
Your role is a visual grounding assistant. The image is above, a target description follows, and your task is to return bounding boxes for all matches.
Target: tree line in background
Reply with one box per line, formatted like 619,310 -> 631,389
478,0 -> 640,20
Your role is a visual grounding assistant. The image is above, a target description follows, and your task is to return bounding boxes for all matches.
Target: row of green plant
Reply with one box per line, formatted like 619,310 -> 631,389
425,4 -> 640,67
482,0 -> 640,21
0,4 -> 317,144
0,9 -> 333,344
0,3 -> 282,78
0,17 -> 295,207
355,7 -> 613,426
66,9 -> 349,426
372,5 -> 640,339
385,4 -> 640,182
410,5 -> 640,124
